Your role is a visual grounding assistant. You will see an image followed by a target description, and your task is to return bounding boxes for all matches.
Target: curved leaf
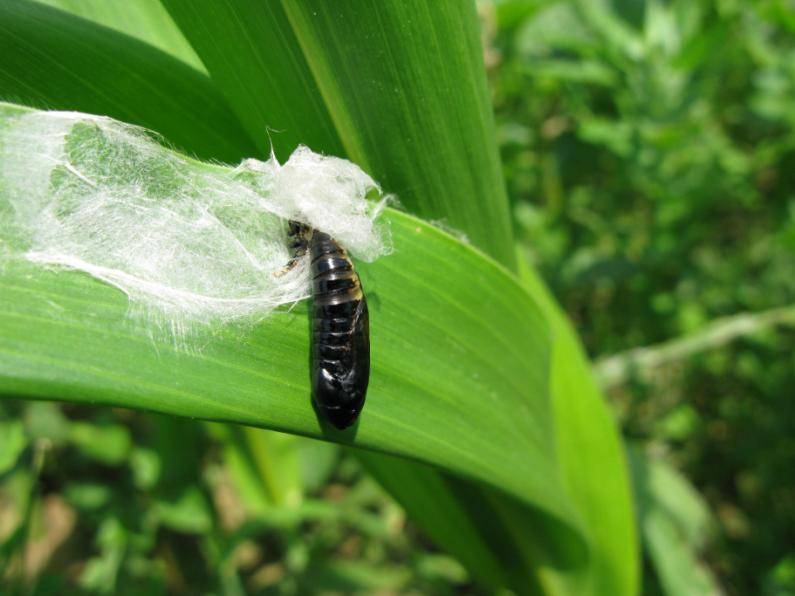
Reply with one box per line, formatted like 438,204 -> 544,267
0,103 -> 579,551
0,1 -> 640,592
0,8 -> 579,588
628,445 -> 720,596
0,0 -> 255,162
283,1 -> 517,268
161,0 -> 344,160
34,0 -> 204,71
520,258 -> 640,596
162,0 -> 515,267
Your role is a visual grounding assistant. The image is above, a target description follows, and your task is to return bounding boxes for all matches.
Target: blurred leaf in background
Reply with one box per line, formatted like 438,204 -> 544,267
489,0 -> 795,593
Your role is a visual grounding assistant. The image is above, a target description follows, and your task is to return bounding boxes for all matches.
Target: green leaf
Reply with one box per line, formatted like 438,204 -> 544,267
629,445 -> 721,596
155,485 -> 213,534
161,0 -> 515,267
519,257 -> 640,596
0,103 -> 580,560
276,5 -> 639,592
0,1 -> 642,590
22,401 -> 69,443
307,560 -> 412,592
33,0 -> 204,71
282,1 -> 517,267
129,446 -> 160,490
0,419 -> 26,474
65,482 -> 113,510
68,421 -> 132,466
216,424 -> 304,512
0,0 -> 255,162
161,0 -> 344,160
357,451 -> 518,590
147,6 -> 574,587
360,450 -> 588,594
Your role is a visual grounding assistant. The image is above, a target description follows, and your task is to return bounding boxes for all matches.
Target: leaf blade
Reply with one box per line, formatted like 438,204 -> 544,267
0,103 -> 578,549
161,0 -> 344,160
34,0 -> 204,71
283,1 -> 516,267
0,0 -> 255,162
519,257 -> 640,596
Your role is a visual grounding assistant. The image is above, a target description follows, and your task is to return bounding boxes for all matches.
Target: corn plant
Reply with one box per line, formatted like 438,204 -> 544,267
0,1 -> 637,594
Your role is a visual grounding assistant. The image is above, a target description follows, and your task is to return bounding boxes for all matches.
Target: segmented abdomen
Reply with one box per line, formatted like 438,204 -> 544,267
309,230 -> 369,429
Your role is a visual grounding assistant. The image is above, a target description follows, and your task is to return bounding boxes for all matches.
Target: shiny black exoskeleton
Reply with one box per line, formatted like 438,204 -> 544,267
287,222 -> 369,429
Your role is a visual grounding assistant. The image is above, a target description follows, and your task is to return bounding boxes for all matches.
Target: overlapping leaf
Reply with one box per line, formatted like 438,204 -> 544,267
0,1 -> 638,594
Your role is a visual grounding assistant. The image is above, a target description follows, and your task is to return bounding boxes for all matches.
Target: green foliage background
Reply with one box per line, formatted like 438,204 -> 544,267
491,0 -> 795,594
0,0 -> 793,595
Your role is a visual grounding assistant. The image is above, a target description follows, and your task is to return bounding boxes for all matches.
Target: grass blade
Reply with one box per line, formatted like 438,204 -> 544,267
629,446 -> 720,596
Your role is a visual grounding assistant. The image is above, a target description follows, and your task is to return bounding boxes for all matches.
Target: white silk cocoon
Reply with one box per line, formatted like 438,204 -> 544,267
0,109 -> 390,336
